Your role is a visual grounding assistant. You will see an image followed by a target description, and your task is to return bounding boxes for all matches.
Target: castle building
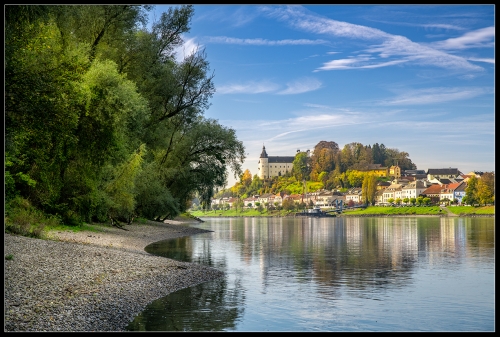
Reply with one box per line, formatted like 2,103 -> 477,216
258,145 -> 295,179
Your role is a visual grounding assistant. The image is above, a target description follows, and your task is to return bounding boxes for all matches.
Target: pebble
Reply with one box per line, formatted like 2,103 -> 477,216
4,221 -> 224,331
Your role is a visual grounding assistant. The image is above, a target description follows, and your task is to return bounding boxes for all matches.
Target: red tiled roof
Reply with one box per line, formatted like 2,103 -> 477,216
422,184 -> 442,195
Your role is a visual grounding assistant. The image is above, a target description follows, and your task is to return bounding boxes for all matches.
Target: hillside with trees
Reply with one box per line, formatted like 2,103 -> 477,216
214,140 -> 417,202
5,5 -> 245,232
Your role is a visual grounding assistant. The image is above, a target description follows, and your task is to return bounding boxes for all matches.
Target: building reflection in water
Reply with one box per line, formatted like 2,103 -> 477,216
137,216 -> 494,332
202,217 -> 493,298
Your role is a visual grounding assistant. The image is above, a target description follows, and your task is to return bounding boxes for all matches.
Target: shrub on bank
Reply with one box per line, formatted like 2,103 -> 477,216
5,196 -> 61,238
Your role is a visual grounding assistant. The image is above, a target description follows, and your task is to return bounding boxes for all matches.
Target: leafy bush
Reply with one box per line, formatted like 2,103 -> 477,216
5,196 -> 61,238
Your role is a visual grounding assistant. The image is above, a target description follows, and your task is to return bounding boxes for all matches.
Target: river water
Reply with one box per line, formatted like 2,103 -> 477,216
126,216 -> 495,332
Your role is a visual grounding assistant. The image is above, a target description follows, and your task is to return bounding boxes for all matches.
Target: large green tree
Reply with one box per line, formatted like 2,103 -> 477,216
5,5 -> 245,226
292,152 -> 310,182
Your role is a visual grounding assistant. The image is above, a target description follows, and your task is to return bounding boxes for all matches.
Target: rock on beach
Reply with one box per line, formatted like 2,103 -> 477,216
4,220 -> 224,332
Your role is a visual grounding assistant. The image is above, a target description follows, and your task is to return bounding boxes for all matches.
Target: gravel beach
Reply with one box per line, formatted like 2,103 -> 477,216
4,219 -> 224,332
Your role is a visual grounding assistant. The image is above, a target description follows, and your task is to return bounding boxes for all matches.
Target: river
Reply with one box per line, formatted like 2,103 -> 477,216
126,216 -> 495,332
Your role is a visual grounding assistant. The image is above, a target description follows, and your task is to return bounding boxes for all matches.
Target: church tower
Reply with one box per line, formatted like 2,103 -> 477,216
258,145 -> 269,179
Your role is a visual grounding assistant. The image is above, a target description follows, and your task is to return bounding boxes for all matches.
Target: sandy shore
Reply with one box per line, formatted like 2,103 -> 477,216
4,219 -> 224,332
43,218 -> 211,254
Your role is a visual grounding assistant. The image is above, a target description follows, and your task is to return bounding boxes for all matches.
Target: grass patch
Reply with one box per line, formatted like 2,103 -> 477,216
445,205 -> 495,215
5,254 -> 14,260
173,212 -> 201,221
190,209 -> 296,217
342,206 -> 443,216
135,217 -> 148,224
192,206 -> 448,217
45,222 -> 106,234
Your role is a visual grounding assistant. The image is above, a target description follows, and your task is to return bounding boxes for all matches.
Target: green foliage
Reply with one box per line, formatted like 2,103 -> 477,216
257,204 -> 264,213
361,173 -> 378,205
104,144 -> 146,222
5,5 -> 245,231
156,118 -> 245,213
134,162 -> 180,220
248,174 -> 263,194
292,152 -> 310,181
282,198 -> 296,212
5,196 -> 62,238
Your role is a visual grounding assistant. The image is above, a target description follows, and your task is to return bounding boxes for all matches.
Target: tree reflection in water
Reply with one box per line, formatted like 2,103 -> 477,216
126,275 -> 244,331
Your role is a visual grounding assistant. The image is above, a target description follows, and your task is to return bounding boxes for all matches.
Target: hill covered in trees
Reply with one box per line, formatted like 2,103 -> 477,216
214,140 -> 417,202
5,5 -> 245,230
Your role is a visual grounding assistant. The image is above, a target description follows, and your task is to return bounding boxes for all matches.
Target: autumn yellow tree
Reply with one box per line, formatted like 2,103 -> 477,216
476,172 -> 495,205
240,169 -> 252,187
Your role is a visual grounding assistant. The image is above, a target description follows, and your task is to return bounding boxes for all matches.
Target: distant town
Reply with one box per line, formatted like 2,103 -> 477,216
203,143 -> 495,212
210,166 -> 492,211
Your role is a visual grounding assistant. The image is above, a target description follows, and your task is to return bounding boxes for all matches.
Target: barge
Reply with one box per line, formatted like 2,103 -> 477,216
296,206 -> 337,217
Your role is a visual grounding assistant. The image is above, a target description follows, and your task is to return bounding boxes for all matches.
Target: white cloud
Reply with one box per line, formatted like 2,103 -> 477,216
262,5 -> 390,40
192,5 -> 259,28
362,19 -> 465,32
315,56 -> 408,71
420,23 -> 464,31
430,26 -> 495,50
468,57 -> 495,64
315,57 -> 359,70
206,36 -> 328,45
263,6 -> 486,72
174,37 -> 203,63
216,80 -> 280,94
218,78 -> 322,95
302,103 -> 332,109
366,35 -> 484,71
276,78 -> 322,94
227,6 -> 260,27
380,87 -> 490,105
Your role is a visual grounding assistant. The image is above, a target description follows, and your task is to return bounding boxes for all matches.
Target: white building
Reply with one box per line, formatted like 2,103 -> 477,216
345,188 -> 363,204
382,183 -> 404,203
258,145 -> 295,179
401,180 -> 427,201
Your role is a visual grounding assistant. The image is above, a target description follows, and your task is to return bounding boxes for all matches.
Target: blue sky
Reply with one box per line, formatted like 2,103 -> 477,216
149,5 -> 495,187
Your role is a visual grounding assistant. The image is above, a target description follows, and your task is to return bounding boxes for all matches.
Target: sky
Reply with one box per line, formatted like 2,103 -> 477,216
148,4 -> 495,188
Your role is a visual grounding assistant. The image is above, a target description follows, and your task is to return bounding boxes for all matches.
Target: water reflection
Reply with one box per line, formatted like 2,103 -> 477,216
126,277 -> 244,332
127,217 -> 494,332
